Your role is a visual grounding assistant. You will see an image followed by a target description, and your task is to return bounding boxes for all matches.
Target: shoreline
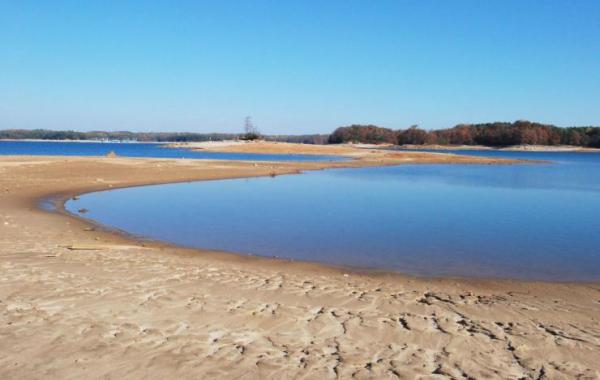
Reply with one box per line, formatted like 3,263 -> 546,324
5,138 -> 599,153
2,149 -> 599,378
9,151 -> 550,292
396,143 -> 600,152
37,153 -> 523,283
0,138 -> 158,143
51,169 -> 594,286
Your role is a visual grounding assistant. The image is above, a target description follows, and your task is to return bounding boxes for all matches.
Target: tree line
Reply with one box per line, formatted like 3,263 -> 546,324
329,121 -> 600,148
0,128 -> 329,144
2,121 -> 599,147
0,129 -> 238,142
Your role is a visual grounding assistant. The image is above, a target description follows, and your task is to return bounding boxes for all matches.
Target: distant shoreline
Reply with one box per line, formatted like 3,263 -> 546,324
0,138 -> 163,143
167,140 -> 600,154
3,139 -> 600,153
392,144 -> 600,153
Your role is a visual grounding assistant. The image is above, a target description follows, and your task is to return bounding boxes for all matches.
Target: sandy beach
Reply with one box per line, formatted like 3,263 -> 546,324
1,146 -> 599,379
166,140 -> 375,156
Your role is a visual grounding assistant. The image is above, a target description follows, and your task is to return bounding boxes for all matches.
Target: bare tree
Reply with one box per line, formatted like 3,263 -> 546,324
242,116 -> 261,140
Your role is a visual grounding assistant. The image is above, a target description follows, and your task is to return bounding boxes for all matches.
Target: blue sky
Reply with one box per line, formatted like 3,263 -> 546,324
1,1 -> 599,134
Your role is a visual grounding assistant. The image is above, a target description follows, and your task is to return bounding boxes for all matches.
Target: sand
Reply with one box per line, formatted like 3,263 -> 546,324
166,140 -> 373,156
0,147 -> 599,379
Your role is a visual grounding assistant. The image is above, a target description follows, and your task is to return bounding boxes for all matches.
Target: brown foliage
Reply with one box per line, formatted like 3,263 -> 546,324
328,121 -> 600,148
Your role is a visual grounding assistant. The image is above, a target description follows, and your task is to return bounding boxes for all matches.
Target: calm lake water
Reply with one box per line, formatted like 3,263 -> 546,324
65,150 -> 600,282
0,140 -> 344,162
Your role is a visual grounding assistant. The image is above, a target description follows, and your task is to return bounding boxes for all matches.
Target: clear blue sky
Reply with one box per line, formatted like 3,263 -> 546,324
1,1 -> 599,134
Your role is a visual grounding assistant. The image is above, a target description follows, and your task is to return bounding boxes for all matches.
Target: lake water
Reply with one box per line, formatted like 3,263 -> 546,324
0,140 -> 344,162
65,150 -> 600,282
